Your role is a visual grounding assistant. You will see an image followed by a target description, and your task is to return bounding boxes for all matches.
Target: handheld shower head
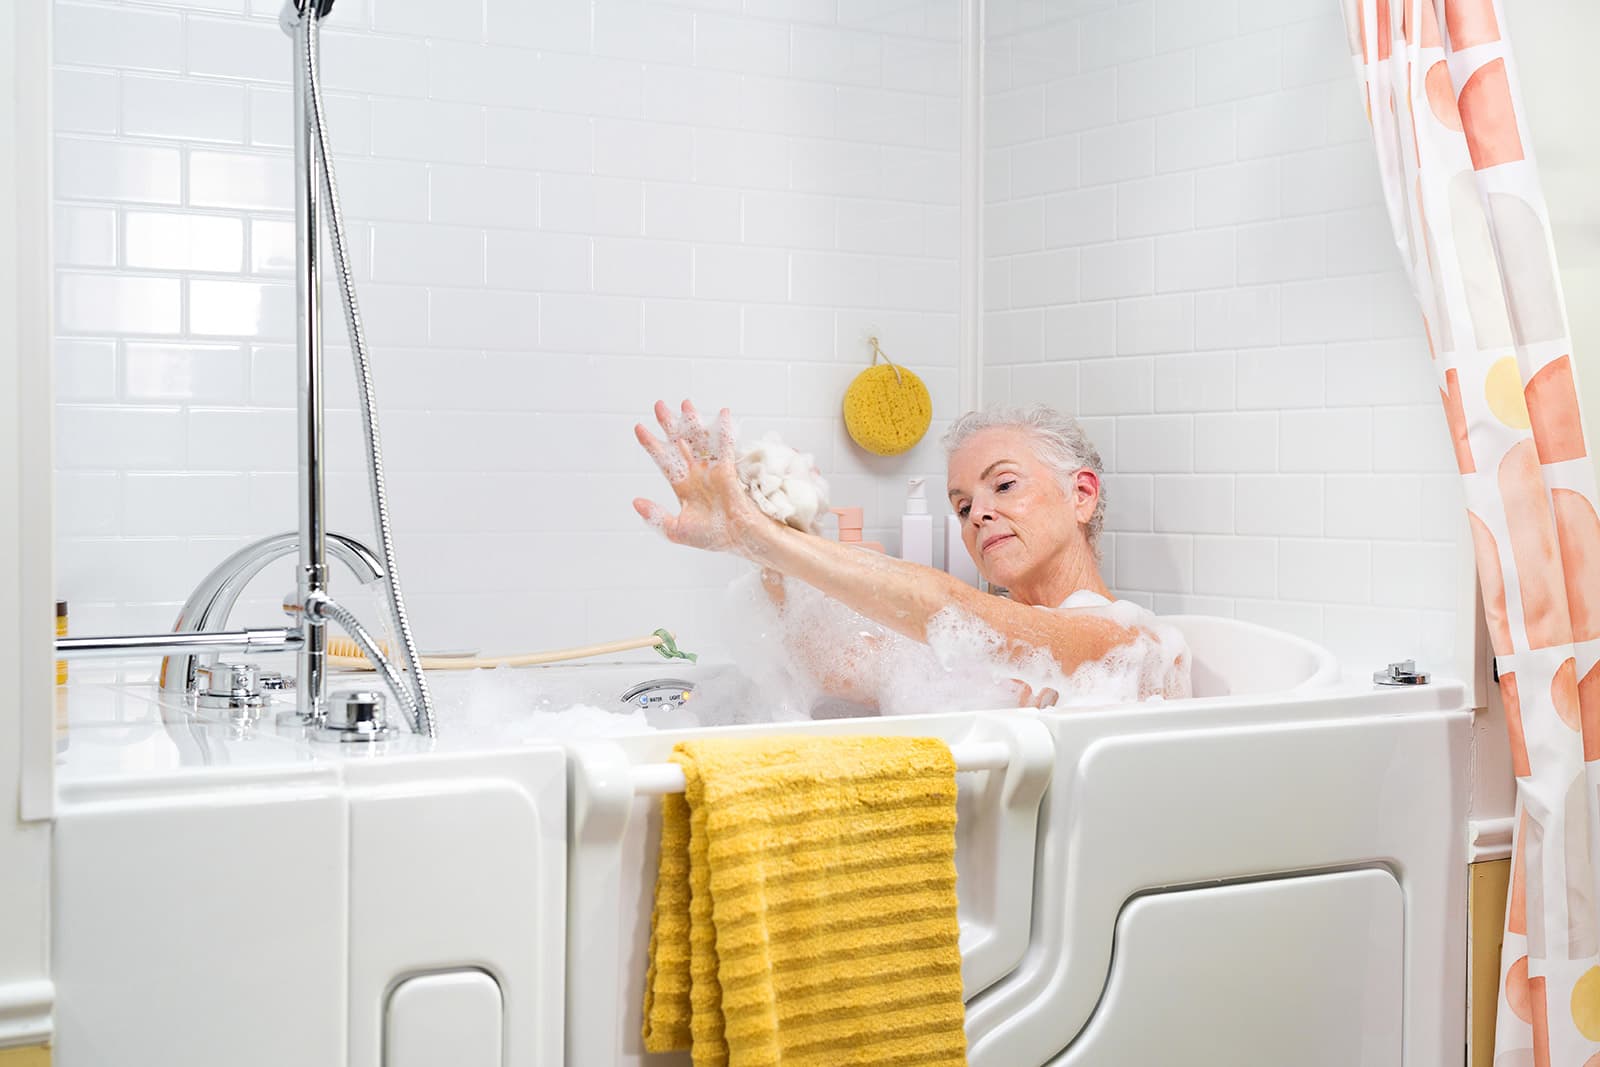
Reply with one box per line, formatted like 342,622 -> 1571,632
279,0 -> 336,36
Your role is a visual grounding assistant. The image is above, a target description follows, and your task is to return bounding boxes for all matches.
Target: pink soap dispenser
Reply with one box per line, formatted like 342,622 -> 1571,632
830,506 -> 884,553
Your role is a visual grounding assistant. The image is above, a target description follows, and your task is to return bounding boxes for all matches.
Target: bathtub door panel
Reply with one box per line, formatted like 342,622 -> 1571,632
1050,869 -> 1403,1066
965,703 -> 1469,1066
344,748 -> 567,1067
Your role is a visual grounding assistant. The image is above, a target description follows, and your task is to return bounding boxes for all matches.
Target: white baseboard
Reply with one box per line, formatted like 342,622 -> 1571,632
1469,816 -> 1515,863
0,979 -> 53,1048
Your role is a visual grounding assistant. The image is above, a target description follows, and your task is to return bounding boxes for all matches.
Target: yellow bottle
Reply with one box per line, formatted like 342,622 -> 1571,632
55,600 -> 67,686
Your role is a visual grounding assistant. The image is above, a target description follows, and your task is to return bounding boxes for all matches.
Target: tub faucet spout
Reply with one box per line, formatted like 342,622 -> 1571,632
159,531 -> 384,700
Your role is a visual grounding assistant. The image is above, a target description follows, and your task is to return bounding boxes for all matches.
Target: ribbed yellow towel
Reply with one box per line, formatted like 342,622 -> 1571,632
642,736 -> 967,1067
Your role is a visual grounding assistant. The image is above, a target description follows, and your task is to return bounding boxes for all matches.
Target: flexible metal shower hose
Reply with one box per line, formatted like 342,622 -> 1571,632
315,596 -> 420,729
301,11 -> 437,737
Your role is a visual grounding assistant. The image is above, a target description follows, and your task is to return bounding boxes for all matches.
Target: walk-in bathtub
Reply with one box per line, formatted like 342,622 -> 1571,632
49,613 -> 1469,1067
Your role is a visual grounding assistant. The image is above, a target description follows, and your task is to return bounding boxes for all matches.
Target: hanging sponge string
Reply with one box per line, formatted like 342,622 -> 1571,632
868,335 -> 905,387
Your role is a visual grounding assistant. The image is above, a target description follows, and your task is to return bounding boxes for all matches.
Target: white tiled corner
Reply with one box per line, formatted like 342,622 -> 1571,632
52,0 -> 1457,670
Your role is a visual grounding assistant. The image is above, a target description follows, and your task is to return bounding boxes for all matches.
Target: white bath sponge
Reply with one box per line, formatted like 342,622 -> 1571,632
737,433 -> 830,535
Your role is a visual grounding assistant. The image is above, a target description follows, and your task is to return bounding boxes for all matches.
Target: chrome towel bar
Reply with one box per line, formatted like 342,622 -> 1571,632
630,739 -> 1013,796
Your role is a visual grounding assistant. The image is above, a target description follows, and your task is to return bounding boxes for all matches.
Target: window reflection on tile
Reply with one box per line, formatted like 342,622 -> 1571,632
125,212 -> 245,273
123,343 -> 249,403
189,279 -> 295,339
58,274 -> 181,335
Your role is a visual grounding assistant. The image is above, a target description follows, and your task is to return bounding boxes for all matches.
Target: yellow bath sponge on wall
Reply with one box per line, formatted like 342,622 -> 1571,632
842,339 -> 931,456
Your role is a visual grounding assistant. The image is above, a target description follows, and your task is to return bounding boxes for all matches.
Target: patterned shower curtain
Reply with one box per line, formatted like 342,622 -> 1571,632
1339,0 -> 1600,1062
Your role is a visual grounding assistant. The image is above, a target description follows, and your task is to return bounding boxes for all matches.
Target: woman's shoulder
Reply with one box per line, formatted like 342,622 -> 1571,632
1054,589 -> 1113,610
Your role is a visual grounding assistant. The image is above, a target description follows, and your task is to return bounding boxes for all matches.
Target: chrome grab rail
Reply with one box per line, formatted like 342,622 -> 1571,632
629,740 -> 1013,796
57,629 -> 305,660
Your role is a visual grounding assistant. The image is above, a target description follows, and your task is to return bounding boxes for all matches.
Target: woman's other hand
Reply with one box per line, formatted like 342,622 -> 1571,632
634,400 -> 764,555
1014,682 -> 1060,708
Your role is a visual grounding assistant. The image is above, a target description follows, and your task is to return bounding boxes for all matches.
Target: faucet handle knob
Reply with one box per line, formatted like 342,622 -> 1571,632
197,661 -> 255,696
195,662 -> 269,713
315,688 -> 393,743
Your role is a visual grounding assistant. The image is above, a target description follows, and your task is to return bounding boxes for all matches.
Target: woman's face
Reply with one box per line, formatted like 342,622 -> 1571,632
945,427 -> 1099,598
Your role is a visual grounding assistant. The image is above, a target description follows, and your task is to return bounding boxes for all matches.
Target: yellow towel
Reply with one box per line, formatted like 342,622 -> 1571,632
642,736 -> 968,1067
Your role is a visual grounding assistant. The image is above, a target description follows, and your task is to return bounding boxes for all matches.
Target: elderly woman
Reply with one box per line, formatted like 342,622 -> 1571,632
634,400 -> 1189,707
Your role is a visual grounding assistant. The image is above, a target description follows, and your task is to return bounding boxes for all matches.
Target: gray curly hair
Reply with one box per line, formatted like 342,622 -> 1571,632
941,405 -> 1107,556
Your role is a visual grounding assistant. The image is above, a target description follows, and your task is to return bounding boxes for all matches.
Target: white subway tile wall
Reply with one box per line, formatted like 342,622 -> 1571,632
52,0 -> 963,652
983,0 -> 1462,674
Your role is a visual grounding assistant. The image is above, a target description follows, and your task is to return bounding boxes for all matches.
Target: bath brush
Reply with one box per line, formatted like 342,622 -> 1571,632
842,337 -> 931,456
323,628 -> 695,670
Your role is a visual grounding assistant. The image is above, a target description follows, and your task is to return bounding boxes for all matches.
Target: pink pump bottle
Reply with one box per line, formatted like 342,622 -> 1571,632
830,506 -> 884,553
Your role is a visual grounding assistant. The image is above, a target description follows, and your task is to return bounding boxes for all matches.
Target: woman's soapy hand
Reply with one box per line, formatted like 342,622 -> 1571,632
1014,682 -> 1060,709
634,400 -> 770,556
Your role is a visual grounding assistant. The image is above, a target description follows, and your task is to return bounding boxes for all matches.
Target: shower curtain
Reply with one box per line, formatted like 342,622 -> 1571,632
1339,0 -> 1600,1061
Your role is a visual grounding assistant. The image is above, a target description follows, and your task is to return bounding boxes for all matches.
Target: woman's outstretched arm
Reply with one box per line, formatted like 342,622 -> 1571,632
633,399 -> 1137,677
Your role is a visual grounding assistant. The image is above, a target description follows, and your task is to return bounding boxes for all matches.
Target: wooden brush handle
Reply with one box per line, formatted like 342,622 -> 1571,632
326,633 -> 668,672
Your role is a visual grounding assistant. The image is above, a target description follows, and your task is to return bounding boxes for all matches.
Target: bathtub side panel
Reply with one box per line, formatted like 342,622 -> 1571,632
52,787 -> 349,1067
